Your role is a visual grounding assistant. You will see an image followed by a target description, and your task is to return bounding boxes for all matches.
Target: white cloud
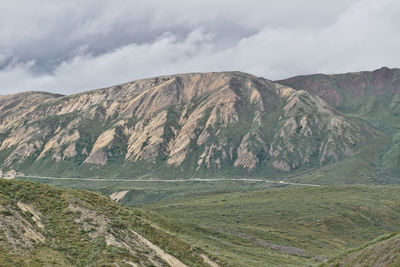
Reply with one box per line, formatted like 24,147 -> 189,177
0,0 -> 399,95
0,29 -> 218,94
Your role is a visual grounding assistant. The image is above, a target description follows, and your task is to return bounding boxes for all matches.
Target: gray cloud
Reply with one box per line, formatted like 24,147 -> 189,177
0,0 -> 399,95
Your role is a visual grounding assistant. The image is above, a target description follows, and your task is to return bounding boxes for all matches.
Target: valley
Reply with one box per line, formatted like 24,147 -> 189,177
1,67 -> 400,266
6,176 -> 400,266
2,0 -> 399,265
142,185 -> 400,266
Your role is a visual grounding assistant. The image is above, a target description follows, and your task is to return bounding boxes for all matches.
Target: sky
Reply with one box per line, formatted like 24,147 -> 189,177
0,0 -> 399,95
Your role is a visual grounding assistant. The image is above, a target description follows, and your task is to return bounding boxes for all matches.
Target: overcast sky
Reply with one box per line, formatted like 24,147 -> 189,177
0,0 -> 399,95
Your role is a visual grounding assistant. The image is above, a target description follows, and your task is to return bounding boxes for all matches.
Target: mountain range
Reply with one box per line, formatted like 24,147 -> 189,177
2,68 -> 397,181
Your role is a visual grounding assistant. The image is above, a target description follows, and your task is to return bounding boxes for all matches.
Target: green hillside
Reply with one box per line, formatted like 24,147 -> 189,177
323,233 -> 400,267
0,179 -> 217,266
143,185 -> 400,266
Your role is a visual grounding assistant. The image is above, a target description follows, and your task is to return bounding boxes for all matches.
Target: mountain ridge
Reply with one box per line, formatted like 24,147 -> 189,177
0,71 -> 386,179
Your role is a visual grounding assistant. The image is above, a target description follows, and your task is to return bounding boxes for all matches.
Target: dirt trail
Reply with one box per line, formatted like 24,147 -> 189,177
128,229 -> 187,267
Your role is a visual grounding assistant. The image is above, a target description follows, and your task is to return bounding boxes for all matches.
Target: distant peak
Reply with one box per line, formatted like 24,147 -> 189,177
372,66 -> 394,78
377,66 -> 390,71
0,91 -> 63,98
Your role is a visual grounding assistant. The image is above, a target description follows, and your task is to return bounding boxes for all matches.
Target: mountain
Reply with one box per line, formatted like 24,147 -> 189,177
0,72 -> 381,178
323,233 -> 400,267
0,179 -> 217,266
278,67 -> 400,177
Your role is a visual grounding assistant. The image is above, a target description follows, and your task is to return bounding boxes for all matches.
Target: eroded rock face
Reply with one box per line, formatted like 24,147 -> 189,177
267,87 -> 366,171
234,130 -> 266,169
0,72 -> 379,176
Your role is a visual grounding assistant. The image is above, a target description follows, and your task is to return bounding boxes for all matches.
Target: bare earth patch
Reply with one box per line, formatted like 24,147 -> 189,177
109,190 -> 129,203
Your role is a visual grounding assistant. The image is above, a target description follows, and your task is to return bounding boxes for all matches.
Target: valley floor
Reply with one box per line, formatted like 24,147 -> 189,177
142,185 -> 400,266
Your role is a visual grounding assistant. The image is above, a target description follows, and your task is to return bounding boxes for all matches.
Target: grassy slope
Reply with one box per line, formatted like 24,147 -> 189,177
143,185 -> 400,266
322,233 -> 400,267
0,179 -> 211,266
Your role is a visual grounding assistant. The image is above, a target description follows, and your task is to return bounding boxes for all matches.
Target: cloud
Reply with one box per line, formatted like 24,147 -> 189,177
0,0 -> 399,95
0,29 -> 218,94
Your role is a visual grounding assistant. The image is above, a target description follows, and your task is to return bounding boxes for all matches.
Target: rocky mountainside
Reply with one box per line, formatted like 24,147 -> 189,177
0,72 -> 381,178
0,179 -> 216,266
278,67 -> 400,176
278,67 -> 400,130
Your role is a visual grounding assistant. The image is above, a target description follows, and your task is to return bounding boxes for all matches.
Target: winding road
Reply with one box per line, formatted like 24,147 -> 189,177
16,175 -> 323,187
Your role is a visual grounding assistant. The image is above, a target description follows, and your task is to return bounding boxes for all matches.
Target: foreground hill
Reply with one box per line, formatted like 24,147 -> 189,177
324,233 -> 400,267
278,67 -> 400,177
0,179 -> 216,266
0,72 -> 381,178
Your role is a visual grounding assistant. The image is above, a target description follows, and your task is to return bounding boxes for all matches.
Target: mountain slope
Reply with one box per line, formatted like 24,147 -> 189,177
0,72 -> 382,178
0,91 -> 62,132
0,179 -> 215,266
278,67 -> 400,177
277,67 -> 400,125
323,233 -> 400,267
